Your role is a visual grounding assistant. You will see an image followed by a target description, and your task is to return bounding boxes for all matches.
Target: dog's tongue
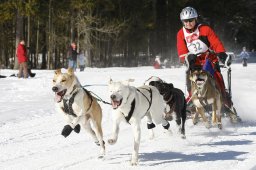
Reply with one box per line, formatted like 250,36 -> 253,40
55,93 -> 62,103
111,101 -> 120,109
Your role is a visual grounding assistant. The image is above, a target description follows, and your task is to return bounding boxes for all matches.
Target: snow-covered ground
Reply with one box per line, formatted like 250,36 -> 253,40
0,64 -> 256,170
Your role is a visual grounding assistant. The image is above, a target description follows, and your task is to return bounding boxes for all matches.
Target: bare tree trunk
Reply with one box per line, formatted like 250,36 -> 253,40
27,15 -> 31,67
14,12 -> 24,69
47,0 -> 52,69
35,20 -> 39,68
70,11 -> 75,43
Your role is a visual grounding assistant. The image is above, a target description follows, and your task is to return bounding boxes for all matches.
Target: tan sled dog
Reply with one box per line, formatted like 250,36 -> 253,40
190,70 -> 223,129
52,68 -> 105,158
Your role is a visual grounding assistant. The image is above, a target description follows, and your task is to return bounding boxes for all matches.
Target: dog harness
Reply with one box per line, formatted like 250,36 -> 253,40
124,99 -> 136,123
137,88 -> 153,114
193,85 -> 211,114
62,87 -> 93,117
123,88 -> 152,124
63,90 -> 79,117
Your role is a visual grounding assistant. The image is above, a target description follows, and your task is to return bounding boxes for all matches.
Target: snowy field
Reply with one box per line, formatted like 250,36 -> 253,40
0,63 -> 256,170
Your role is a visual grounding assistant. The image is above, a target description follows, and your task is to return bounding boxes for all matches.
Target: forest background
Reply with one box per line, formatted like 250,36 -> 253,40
0,0 -> 255,69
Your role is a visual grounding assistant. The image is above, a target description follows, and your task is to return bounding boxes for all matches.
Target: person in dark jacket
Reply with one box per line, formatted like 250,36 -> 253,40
67,42 -> 78,70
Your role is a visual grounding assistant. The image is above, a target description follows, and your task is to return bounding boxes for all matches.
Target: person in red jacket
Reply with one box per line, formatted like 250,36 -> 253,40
176,7 -> 232,108
16,40 -> 28,78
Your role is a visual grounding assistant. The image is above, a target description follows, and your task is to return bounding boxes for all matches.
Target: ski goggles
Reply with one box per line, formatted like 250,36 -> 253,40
183,19 -> 195,23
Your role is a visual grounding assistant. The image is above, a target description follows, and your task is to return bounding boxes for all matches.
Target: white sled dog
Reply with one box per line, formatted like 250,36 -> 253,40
52,68 -> 105,158
108,78 -> 172,165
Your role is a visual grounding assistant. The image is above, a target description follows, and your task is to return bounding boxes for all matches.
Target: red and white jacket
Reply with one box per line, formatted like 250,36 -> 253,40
176,24 -> 226,65
16,44 -> 28,64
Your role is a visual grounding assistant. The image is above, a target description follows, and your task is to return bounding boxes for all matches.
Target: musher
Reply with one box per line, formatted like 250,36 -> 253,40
176,6 -> 234,114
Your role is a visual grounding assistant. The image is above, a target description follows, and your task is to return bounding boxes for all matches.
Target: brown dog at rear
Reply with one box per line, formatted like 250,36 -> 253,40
189,70 -> 223,129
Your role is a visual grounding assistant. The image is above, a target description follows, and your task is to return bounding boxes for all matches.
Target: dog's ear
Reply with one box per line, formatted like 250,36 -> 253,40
149,81 -> 157,86
127,79 -> 135,82
67,68 -> 74,75
168,83 -> 174,89
148,81 -> 154,86
54,69 -> 61,75
189,71 -> 195,81
189,75 -> 194,81
122,79 -> 134,86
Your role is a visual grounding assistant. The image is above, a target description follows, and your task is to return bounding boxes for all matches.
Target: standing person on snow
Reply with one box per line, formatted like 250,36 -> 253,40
78,51 -> 86,71
67,42 -> 78,70
240,46 -> 249,67
153,55 -> 162,69
176,7 -> 232,109
16,40 -> 28,78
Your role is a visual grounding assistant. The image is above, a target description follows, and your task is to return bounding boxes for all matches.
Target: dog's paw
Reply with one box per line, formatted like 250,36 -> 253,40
61,125 -> 73,137
130,161 -> 138,166
95,140 -> 105,146
130,158 -> 138,166
164,129 -> 173,136
148,129 -> 155,140
217,123 -> 222,130
205,122 -> 211,129
192,117 -> 199,125
108,139 -> 117,145
164,114 -> 173,121
74,124 -> 81,133
181,134 -> 186,139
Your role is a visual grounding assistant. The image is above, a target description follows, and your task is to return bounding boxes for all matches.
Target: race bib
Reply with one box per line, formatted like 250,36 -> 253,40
187,39 -> 208,55
183,26 -> 209,55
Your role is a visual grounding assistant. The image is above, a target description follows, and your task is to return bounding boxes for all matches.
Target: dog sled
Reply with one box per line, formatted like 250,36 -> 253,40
186,54 -> 241,124
219,64 -> 241,123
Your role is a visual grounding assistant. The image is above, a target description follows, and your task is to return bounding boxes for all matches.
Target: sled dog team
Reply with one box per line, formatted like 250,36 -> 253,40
52,68 -> 236,165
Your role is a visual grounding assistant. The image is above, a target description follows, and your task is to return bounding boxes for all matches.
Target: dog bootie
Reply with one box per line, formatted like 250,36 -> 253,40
74,124 -> 81,133
162,122 -> 170,130
147,122 -> 156,129
61,125 -> 73,137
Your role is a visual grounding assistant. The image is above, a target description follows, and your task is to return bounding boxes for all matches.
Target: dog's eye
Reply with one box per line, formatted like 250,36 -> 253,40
61,79 -> 66,82
53,80 -> 56,83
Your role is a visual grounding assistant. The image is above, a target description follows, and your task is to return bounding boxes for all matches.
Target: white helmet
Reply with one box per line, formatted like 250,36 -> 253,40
180,7 -> 198,21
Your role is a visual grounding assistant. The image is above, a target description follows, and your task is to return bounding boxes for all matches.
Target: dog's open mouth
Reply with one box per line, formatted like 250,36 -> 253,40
196,78 -> 205,86
111,99 -> 122,109
55,89 -> 67,103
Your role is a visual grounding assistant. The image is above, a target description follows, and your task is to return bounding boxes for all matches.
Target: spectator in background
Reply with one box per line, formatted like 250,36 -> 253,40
78,51 -> 85,71
240,46 -> 249,59
240,46 -> 249,67
67,42 -> 78,70
16,40 -> 28,78
153,55 -> 162,69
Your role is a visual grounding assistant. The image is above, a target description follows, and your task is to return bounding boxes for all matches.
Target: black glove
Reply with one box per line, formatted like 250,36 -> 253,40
61,125 -> 73,137
187,54 -> 197,70
218,52 -> 231,66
